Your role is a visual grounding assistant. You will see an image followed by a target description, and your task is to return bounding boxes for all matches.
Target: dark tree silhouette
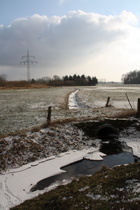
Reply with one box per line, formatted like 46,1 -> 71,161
0,74 -> 7,86
122,70 -> 140,84
37,74 -> 98,86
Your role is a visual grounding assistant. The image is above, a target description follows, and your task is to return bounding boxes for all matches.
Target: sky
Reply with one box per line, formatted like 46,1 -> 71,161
1,0 -> 140,82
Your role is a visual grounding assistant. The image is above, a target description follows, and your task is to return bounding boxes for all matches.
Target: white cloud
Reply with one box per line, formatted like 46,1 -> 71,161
0,10 -> 140,81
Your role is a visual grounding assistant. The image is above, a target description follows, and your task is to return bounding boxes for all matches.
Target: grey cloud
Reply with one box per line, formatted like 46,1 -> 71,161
0,10 -> 135,80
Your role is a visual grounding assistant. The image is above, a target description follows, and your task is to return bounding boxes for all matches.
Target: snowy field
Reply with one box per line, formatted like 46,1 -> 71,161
76,85 -> 140,109
1,84 -> 140,135
0,84 -> 140,209
0,87 -> 74,135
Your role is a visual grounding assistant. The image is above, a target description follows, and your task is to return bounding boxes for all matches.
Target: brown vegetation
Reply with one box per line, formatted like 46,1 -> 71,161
0,80 -> 49,89
0,108 -> 136,139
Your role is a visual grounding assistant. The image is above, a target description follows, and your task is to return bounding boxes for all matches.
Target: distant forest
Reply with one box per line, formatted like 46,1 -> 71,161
0,74 -> 98,87
36,74 -> 98,86
122,70 -> 140,84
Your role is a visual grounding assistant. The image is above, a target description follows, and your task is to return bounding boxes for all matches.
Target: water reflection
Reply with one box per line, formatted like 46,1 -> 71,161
31,152 -> 134,192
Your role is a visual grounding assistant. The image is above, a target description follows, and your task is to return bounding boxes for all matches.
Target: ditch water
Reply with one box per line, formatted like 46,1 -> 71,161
31,152 -> 136,192
31,119 -> 140,192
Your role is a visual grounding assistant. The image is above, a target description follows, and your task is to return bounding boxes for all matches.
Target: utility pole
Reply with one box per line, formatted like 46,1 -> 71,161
20,49 -> 37,81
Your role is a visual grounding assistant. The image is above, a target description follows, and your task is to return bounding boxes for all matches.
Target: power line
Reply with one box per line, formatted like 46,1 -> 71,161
20,49 -> 37,81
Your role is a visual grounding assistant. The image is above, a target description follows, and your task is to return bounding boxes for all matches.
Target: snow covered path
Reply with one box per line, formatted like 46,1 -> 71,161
68,89 -> 80,109
0,148 -> 105,210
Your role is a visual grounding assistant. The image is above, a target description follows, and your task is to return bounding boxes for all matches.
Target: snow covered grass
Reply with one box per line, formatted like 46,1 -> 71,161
77,85 -> 140,109
1,84 -> 139,135
0,124 -> 98,172
0,87 -> 76,135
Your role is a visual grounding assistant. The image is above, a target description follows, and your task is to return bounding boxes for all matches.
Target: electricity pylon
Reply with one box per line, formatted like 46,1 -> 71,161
20,49 -> 37,81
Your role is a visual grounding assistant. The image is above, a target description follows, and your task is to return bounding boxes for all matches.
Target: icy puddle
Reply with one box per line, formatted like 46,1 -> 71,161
31,152 -> 135,191
0,148 -> 104,210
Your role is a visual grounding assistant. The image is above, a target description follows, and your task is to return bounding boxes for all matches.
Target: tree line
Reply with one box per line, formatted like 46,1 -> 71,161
36,74 -> 98,86
122,70 -> 140,84
0,74 -> 98,87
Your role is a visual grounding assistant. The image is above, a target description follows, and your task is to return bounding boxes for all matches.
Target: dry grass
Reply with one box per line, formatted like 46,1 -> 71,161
0,81 -> 50,90
109,109 -> 137,118
51,108 -> 137,125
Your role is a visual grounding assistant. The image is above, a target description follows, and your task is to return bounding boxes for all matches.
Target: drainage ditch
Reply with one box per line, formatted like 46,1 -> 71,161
31,118 -> 140,192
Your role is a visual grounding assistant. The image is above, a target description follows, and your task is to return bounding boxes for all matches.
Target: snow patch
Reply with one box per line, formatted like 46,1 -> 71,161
84,151 -> 106,160
119,127 -> 140,158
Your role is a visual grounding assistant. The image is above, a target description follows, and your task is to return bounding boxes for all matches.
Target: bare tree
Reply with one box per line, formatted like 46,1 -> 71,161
0,74 -> 7,86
